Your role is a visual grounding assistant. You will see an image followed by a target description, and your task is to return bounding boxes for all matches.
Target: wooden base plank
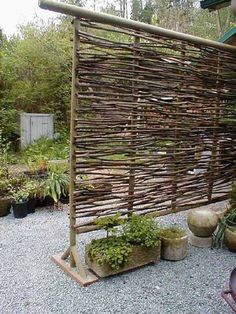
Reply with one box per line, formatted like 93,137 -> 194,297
52,253 -> 98,286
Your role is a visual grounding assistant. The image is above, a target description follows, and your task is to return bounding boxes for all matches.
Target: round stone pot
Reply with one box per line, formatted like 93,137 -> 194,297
224,227 -> 236,252
161,235 -> 188,261
187,209 -> 219,237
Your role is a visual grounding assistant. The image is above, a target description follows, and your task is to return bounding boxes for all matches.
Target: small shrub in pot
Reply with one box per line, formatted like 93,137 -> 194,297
11,188 -> 29,219
159,225 -> 188,261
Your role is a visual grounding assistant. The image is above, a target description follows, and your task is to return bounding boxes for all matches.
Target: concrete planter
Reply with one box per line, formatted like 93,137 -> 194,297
187,208 -> 219,237
86,242 -> 161,277
161,235 -> 188,261
224,227 -> 236,252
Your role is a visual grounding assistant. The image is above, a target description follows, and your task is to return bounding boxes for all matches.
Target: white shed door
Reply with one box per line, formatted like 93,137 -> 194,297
30,116 -> 53,143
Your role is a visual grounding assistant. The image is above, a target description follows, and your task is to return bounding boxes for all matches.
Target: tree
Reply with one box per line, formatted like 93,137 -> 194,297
0,17 -> 72,136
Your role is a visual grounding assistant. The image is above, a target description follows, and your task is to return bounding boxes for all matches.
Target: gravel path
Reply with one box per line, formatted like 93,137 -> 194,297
0,201 -> 235,314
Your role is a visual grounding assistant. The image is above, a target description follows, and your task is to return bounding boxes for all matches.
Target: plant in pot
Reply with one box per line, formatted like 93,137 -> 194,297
0,178 -> 12,217
49,163 -> 69,204
86,214 -> 161,277
11,188 -> 29,219
213,183 -> 236,252
159,225 -> 188,261
24,180 -> 39,213
43,170 -> 69,207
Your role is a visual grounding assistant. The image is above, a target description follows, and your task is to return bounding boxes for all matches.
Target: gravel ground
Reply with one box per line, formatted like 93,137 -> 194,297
0,201 -> 235,314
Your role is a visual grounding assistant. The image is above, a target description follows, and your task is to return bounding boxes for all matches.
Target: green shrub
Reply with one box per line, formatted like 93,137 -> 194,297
122,214 -> 160,247
87,236 -> 132,271
89,214 -> 161,270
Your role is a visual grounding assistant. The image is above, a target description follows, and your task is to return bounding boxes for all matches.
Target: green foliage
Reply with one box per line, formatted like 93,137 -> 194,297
88,214 -> 161,270
11,188 -> 29,203
95,213 -> 125,237
20,135 -> 69,165
43,171 -> 69,203
213,183 -> 236,248
0,179 -> 11,197
0,17 -> 72,136
0,130 -> 10,177
159,225 -> 187,239
24,180 -> 40,198
229,183 -> 236,210
123,214 -> 160,247
87,236 -> 132,271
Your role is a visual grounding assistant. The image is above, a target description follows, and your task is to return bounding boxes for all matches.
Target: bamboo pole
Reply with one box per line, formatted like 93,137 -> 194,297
38,0 -> 236,54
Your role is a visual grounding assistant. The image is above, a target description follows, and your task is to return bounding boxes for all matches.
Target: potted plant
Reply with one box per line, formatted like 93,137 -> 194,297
43,170 -> 69,207
11,188 -> 29,219
159,225 -> 188,261
0,179 -> 12,217
24,180 -> 39,213
213,183 -> 236,251
85,214 -> 161,277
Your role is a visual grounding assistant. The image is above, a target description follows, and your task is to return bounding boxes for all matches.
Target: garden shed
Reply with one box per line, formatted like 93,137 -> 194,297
20,113 -> 54,149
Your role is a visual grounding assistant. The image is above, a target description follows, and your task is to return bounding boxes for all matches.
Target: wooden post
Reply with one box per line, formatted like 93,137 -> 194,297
51,18 -> 98,286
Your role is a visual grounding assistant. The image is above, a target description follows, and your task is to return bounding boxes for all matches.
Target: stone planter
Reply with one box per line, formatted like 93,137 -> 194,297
224,227 -> 236,252
187,208 -> 219,237
86,242 -> 161,278
0,197 -> 12,217
161,235 -> 188,261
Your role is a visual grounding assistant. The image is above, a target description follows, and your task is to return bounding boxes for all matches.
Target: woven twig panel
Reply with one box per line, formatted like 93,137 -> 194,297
73,21 -> 236,230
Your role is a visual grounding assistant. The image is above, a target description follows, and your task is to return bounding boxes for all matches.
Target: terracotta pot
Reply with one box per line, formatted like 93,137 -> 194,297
187,208 -> 219,237
224,227 -> 236,252
85,241 -> 161,277
161,235 -> 188,261
0,197 -> 12,217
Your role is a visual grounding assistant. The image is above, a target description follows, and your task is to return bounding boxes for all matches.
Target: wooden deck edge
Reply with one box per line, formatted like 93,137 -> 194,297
52,253 -> 98,286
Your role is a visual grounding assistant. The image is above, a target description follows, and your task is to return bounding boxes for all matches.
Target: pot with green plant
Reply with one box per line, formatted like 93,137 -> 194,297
12,188 -> 29,219
159,225 -> 188,261
0,179 -> 12,217
213,183 -> 236,252
85,214 -> 161,277
43,169 -> 69,207
25,180 -> 39,213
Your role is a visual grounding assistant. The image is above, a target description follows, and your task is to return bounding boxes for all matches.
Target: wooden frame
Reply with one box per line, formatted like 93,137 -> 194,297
39,3 -> 236,286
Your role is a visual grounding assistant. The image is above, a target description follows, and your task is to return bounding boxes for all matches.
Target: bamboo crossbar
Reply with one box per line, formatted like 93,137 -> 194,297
38,0 -> 236,53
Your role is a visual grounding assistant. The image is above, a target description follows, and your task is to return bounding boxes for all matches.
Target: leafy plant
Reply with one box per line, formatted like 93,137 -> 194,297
159,225 -> 187,239
94,213 -> 125,237
43,171 -> 69,203
11,188 -> 29,203
213,183 -> 236,248
87,236 -> 132,271
0,130 -> 10,178
0,179 -> 11,197
88,214 -> 161,270
122,215 -> 160,247
24,180 -> 39,199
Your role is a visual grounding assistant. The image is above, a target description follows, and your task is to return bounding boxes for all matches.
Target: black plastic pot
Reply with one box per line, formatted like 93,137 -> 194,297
37,196 -> 54,207
60,195 -> 69,204
12,201 -> 28,219
27,198 -> 37,213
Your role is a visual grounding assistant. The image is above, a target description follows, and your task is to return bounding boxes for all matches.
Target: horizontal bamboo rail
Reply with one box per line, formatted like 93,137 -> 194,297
38,0 -> 236,53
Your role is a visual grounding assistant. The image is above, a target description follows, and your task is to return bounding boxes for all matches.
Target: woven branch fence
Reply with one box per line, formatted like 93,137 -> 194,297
73,21 -> 236,233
